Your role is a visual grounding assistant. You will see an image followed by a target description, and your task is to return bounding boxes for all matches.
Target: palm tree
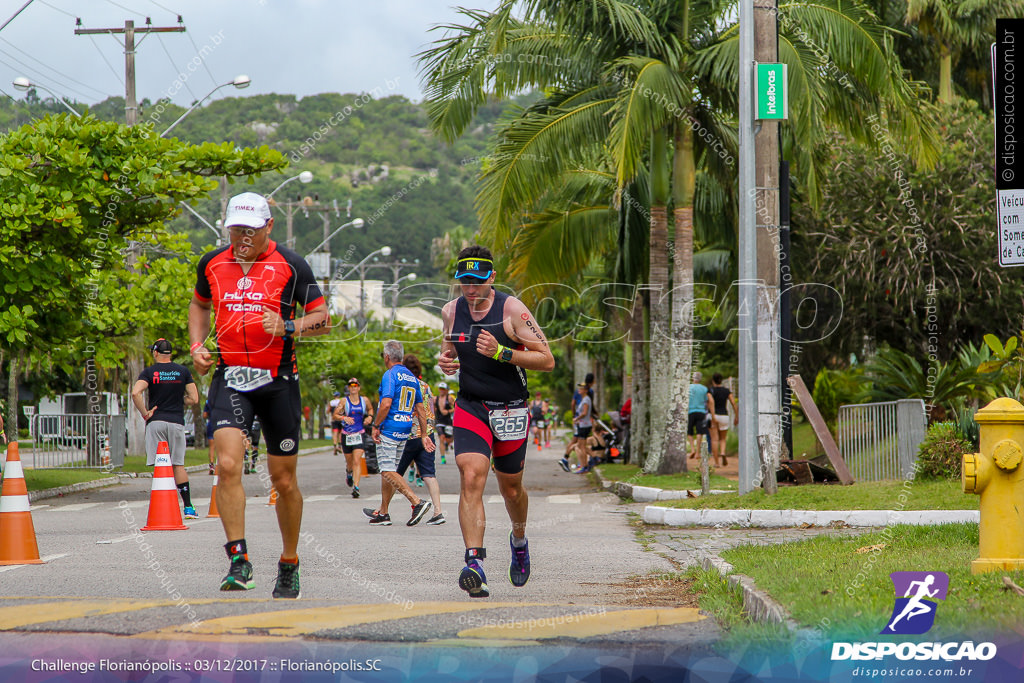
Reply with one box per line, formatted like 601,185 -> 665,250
419,0 -> 938,472
905,0 -> 1023,104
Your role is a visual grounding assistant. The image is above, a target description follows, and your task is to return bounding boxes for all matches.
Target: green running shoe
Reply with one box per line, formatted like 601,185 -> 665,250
220,555 -> 254,591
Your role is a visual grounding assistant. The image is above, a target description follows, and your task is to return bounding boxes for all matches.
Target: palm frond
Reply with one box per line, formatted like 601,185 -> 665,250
476,87 -> 618,241
605,55 -> 692,187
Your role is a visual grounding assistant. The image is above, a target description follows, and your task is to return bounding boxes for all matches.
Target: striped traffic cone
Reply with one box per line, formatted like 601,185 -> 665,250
0,442 -> 44,565
266,487 -> 278,506
207,466 -> 220,518
141,441 -> 188,531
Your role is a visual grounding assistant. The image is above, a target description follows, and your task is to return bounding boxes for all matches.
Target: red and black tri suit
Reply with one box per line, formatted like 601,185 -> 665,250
194,240 -> 324,455
449,288 -> 530,473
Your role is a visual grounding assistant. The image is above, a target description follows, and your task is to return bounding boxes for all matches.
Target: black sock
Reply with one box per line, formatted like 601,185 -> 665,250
225,539 -> 247,561
177,482 -> 192,508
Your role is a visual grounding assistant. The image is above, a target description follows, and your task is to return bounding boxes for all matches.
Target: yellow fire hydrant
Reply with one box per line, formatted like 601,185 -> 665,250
963,397 -> 1024,574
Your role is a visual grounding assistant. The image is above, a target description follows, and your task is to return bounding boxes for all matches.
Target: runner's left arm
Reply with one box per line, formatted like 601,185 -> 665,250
262,303 -> 331,338
261,256 -> 332,338
475,298 -> 555,372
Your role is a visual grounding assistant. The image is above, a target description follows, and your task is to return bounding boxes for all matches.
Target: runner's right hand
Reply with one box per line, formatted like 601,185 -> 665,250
438,350 -> 460,375
192,346 -> 214,375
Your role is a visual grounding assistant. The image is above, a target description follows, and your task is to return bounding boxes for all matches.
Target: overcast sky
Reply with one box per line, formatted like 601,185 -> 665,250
0,0 -> 478,109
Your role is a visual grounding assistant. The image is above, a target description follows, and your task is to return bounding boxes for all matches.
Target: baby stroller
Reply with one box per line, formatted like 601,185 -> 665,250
605,412 -> 628,463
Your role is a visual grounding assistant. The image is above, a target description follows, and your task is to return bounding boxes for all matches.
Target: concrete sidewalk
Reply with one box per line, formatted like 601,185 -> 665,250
593,467 -> 978,528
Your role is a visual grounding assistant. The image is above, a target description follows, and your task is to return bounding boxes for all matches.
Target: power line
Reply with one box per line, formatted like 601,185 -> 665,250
35,0 -> 73,19
75,18 -> 186,125
0,47 -> 95,100
89,35 -> 124,87
102,0 -> 146,19
156,32 -> 197,101
145,0 -> 179,17
184,27 -> 218,89
0,36 -> 107,98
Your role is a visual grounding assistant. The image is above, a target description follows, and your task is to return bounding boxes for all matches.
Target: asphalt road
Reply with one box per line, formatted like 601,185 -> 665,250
0,434 -> 725,681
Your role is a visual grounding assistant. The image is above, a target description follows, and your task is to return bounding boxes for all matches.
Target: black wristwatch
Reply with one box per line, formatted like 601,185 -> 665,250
283,320 -> 295,339
500,346 -> 514,363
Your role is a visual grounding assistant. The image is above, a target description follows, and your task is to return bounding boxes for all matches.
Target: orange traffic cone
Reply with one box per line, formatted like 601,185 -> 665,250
207,466 -> 220,518
267,487 -> 278,506
141,441 -> 188,531
0,442 -> 44,565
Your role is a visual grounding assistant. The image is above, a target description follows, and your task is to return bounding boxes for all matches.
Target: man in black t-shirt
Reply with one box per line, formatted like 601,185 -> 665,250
131,339 -> 199,518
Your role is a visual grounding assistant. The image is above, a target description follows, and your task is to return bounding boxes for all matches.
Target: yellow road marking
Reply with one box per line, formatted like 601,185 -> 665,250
457,607 -> 706,640
0,600 -> 208,630
150,601 -> 544,638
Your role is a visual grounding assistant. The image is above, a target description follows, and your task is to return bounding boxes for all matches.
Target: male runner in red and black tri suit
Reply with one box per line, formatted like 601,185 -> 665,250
438,245 -> 555,597
188,191 -> 330,599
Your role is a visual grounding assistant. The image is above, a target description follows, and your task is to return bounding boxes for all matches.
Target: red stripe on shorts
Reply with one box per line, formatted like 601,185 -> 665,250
454,403 -> 494,449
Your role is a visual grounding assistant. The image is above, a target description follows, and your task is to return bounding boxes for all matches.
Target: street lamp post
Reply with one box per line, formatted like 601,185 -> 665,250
304,218 -> 365,309
12,76 -> 80,116
304,218 -> 365,257
339,246 -> 392,325
267,171 -> 313,200
160,74 -> 250,137
179,202 -> 223,245
268,171 -> 314,248
390,273 -> 417,327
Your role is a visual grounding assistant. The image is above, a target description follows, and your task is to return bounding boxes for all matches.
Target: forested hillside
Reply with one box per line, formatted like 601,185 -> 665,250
0,89 -> 531,278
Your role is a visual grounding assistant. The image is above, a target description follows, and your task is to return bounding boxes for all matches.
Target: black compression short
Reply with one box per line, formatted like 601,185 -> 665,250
208,371 -> 301,456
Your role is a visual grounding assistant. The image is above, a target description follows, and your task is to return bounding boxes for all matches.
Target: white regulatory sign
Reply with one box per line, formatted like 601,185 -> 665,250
998,189 -> 1024,266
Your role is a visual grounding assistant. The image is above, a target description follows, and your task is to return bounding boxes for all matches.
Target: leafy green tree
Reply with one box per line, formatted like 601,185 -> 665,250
793,100 -> 1024,363
0,113 -> 285,450
905,0 -> 1023,104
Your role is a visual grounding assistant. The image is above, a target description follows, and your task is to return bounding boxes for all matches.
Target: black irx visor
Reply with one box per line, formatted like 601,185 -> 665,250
454,257 -> 493,280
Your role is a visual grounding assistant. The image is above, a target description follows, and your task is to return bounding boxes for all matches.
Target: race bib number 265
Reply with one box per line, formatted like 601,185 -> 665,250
488,407 -> 530,441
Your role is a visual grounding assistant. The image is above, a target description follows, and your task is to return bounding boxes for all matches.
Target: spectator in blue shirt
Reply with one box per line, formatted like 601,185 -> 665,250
687,372 -> 713,460
367,340 -> 435,527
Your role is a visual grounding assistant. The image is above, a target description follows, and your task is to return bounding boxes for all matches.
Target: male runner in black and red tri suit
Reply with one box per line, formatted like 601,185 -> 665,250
189,192 -> 330,599
438,245 -> 555,597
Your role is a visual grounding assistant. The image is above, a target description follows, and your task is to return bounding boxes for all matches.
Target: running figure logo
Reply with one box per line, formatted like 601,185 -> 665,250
881,571 -> 949,635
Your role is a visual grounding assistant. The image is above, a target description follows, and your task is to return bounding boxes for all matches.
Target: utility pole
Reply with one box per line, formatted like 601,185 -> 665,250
75,17 -> 185,457
269,199 -> 307,249
75,18 -> 186,126
738,0 -> 759,495
754,0 -> 783,485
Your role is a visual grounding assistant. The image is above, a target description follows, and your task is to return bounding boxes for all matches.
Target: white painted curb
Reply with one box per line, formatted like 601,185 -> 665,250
643,506 -> 979,527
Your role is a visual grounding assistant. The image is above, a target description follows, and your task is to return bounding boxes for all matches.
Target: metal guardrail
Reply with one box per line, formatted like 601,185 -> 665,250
837,399 -> 926,481
28,414 -> 125,469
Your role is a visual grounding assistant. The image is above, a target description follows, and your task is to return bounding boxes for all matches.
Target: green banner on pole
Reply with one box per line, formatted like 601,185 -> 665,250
755,63 -> 788,120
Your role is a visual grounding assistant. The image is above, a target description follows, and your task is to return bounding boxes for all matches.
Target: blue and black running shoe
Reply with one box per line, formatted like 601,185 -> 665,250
459,560 -> 489,598
508,532 -> 530,588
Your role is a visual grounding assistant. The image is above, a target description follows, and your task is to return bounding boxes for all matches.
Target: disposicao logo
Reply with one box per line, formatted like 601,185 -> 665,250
831,571 -> 997,662
882,571 -> 948,635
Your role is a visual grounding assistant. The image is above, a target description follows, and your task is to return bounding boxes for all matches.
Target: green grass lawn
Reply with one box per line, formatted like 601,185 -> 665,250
660,477 -> 976,510
17,438 -> 333,492
597,463 -> 739,491
720,523 -> 1017,638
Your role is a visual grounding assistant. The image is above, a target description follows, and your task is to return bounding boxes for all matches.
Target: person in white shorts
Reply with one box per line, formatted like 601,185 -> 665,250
709,373 -> 739,467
